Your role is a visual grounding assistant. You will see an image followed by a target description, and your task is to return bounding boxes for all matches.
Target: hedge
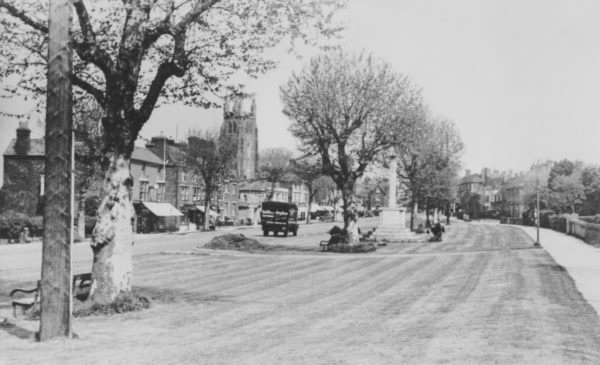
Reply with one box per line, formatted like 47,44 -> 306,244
0,211 -> 43,242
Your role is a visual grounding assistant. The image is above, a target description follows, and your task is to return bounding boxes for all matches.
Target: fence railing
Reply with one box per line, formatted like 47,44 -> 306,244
566,219 -> 600,247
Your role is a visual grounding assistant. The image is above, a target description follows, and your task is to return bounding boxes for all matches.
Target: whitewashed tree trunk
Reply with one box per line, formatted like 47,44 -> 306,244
89,154 -> 134,304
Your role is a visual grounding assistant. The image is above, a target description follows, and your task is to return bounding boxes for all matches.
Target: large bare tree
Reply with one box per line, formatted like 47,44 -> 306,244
291,156 -> 324,224
259,147 -> 294,201
186,128 -> 237,230
0,0 -> 346,304
396,113 -> 463,229
281,49 -> 422,230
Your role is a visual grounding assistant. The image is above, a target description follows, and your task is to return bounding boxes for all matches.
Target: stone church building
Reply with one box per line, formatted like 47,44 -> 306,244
222,95 -> 259,180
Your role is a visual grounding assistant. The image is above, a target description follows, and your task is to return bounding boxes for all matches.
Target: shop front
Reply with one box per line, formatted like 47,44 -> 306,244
134,202 -> 184,233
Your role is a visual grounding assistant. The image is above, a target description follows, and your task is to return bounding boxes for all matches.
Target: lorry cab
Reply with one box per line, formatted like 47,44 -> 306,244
260,201 -> 299,237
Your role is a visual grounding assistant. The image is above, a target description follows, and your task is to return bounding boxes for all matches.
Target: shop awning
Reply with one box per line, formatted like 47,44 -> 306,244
195,206 -> 219,217
310,203 -> 327,212
142,202 -> 184,217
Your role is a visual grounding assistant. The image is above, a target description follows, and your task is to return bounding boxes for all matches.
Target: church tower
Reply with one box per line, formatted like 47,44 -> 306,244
222,94 -> 259,180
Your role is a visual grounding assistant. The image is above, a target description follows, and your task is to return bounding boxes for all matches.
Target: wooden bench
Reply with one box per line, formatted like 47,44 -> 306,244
319,234 -> 343,251
10,273 -> 92,318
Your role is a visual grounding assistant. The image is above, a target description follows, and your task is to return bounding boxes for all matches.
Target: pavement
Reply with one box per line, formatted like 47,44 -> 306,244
512,224 -> 600,315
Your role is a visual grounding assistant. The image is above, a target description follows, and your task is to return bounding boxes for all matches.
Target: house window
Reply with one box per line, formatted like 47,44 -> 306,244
193,188 -> 201,202
40,174 -> 45,196
140,181 -> 149,201
180,186 -> 189,201
376,194 -> 381,202
193,174 -> 198,183
181,171 -> 186,181
141,164 -> 146,176
157,183 -> 165,202
232,184 -> 236,194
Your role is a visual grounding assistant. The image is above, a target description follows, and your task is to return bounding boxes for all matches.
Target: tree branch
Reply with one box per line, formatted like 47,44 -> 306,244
136,61 -> 184,125
72,0 -> 116,78
73,74 -> 105,106
0,0 -> 48,33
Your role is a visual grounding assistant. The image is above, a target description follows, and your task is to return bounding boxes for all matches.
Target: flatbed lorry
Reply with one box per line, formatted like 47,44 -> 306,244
260,201 -> 299,237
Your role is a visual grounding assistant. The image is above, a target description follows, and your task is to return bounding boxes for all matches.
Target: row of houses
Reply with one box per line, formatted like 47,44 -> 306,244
457,161 -> 555,217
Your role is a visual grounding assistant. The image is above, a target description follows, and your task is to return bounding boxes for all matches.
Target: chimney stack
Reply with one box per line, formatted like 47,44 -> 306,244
15,121 -> 31,156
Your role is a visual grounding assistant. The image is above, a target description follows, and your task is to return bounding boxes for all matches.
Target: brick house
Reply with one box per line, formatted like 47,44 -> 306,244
130,147 -> 183,233
2,122 -> 45,216
144,136 -> 209,228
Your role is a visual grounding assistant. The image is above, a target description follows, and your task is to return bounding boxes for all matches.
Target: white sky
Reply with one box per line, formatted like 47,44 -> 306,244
2,0 -> 600,186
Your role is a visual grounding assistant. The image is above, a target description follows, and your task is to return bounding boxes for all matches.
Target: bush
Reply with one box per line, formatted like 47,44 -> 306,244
0,211 -> 43,242
73,291 -> 151,317
539,210 -> 555,229
328,243 -> 376,253
579,215 -> 600,224
22,291 -> 151,320
85,216 -> 96,236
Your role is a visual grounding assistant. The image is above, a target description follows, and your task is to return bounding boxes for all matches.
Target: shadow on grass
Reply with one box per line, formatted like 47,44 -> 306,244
135,285 -> 234,305
0,320 -> 36,340
535,263 -> 567,272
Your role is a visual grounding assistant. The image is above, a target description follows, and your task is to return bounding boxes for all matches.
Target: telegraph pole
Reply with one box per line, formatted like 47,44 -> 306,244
40,0 -> 73,340
536,177 -> 541,246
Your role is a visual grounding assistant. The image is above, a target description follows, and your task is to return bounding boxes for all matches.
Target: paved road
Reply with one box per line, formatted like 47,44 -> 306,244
0,217 -> 381,275
2,221 -> 600,365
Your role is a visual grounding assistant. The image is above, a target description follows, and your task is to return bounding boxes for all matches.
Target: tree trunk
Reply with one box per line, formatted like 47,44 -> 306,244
425,199 -> 430,227
410,200 -> 419,231
76,199 -> 85,241
204,197 -> 211,231
89,153 -> 134,304
306,187 -> 313,225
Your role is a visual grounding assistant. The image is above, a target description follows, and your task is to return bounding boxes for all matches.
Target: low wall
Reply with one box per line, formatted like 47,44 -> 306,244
500,218 -> 523,225
566,219 -> 600,247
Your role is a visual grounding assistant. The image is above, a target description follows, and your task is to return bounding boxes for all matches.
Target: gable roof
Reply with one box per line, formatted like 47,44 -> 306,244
131,147 -> 164,165
3,139 -> 45,157
482,176 -> 505,188
239,181 -> 268,191
459,174 -> 483,185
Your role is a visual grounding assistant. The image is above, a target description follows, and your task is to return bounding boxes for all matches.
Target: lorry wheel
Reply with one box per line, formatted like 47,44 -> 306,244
284,231 -> 288,237
263,230 -> 268,236
293,229 -> 297,236
274,231 -> 278,236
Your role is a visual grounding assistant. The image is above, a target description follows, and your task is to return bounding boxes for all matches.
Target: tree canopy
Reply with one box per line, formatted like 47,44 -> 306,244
0,0 -> 347,303
281,49 -> 422,226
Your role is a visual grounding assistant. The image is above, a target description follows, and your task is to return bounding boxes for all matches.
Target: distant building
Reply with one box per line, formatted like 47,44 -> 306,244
130,147 -> 183,233
2,122 -> 45,216
497,161 -> 554,217
238,180 -> 289,223
222,95 -> 259,180
144,136 -> 209,228
458,162 -> 555,217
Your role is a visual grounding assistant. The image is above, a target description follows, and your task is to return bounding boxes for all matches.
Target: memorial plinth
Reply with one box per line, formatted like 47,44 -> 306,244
373,153 -> 420,242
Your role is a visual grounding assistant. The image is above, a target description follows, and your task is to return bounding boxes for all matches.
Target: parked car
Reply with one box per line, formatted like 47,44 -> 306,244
319,213 -> 334,221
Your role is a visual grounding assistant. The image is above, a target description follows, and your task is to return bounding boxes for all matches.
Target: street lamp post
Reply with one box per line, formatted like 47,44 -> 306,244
536,177 -> 541,246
